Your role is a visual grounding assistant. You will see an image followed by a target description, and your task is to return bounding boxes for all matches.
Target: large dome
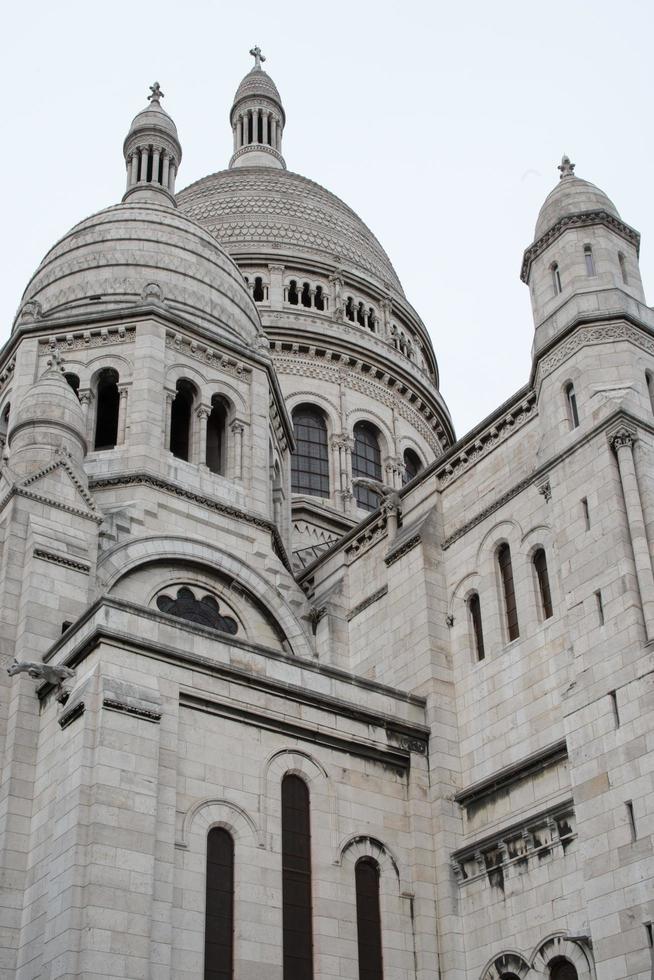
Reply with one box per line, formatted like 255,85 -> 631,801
535,175 -> 620,241
14,201 -> 262,347
177,167 -> 405,296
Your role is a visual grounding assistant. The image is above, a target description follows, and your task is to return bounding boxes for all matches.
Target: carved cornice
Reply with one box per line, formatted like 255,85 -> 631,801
0,357 -> 15,396
534,320 -> 654,390
34,548 -> 91,574
165,330 -> 251,379
521,209 -> 640,282
229,144 -> 286,170
347,585 -> 388,621
38,325 -> 135,351
384,533 -> 421,567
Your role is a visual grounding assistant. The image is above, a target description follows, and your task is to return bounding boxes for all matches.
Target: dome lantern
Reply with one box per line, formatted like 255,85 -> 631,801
123,82 -> 183,205
229,47 -> 286,170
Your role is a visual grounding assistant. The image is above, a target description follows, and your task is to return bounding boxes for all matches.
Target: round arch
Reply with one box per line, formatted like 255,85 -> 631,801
177,797 -> 263,849
531,935 -> 594,979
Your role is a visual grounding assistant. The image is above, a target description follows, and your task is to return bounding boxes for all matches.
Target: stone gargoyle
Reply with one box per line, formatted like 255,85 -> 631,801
7,659 -> 76,703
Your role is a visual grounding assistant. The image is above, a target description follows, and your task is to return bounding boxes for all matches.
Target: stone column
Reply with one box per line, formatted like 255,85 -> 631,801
168,161 -> 176,194
78,390 -> 93,448
195,406 -> 210,468
129,153 -> 139,187
163,389 -> 175,451
263,111 -> 269,145
611,427 -> 654,639
231,421 -> 245,480
139,146 -> 150,182
117,385 -> 129,446
161,151 -> 170,190
151,148 -> 161,185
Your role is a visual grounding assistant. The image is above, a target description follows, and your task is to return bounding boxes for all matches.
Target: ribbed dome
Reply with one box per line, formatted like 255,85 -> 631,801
233,68 -> 282,109
535,175 -> 620,241
177,167 -> 405,295
14,202 -> 262,347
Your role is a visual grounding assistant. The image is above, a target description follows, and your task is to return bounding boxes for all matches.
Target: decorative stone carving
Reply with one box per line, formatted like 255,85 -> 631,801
7,659 -> 75,703
141,281 -> 165,304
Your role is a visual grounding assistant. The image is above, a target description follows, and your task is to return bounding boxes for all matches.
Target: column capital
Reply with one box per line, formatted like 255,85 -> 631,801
195,404 -> 211,420
609,423 -> 637,453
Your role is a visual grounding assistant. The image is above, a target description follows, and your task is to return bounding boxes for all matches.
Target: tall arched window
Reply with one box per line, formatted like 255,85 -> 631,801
564,382 -> 580,429
281,775 -> 313,980
352,422 -> 382,510
301,282 -> 312,308
288,280 -> 299,305
551,262 -> 562,295
402,448 -> 422,485
355,857 -> 383,980
207,396 -> 228,474
314,286 -> 325,311
204,828 -> 234,980
170,379 -> 196,461
549,959 -> 578,980
291,406 -> 329,497
583,244 -> 596,276
0,402 -> 10,455
646,372 -> 654,415
253,276 -> 265,302
94,368 -> 119,450
498,543 -> 519,641
65,373 -> 80,399
533,548 -> 553,619
468,593 -> 485,661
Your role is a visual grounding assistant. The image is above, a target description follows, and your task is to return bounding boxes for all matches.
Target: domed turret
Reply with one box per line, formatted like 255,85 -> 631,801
229,47 -> 286,170
522,156 -> 645,344
123,83 -> 183,205
8,351 -> 87,474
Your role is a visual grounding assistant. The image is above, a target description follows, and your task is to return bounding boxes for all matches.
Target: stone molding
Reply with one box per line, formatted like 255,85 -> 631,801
347,585 -> 388,621
454,739 -> 568,808
534,319 -> 654,390
165,330 -> 252,379
521,208 -> 640,283
384,532 -> 421,567
38,325 -> 135,351
229,143 -> 286,169
0,357 -> 15,397
33,548 -> 90,574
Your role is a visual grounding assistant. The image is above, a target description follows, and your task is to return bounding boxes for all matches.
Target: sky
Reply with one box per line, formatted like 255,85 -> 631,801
1,0 -> 652,437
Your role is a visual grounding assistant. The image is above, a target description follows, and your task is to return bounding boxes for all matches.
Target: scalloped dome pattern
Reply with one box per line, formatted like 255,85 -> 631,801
177,168 -> 405,295
15,202 -> 261,345
535,176 -> 620,240
233,68 -> 282,107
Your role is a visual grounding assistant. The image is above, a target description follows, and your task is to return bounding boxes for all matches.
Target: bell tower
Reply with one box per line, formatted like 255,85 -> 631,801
229,46 -> 286,170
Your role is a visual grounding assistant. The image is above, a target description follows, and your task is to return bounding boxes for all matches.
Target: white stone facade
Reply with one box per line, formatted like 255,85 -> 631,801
0,58 -> 652,980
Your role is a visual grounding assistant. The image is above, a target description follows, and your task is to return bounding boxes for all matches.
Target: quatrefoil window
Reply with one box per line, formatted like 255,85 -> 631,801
156,586 -> 238,635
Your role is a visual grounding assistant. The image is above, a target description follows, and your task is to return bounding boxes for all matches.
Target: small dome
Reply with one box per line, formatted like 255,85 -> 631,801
11,364 -> 85,437
126,100 -> 179,142
233,68 -> 283,112
14,202 -> 262,348
535,160 -> 620,240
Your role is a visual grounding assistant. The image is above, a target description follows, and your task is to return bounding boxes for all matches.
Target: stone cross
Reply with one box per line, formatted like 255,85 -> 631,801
149,82 -> 164,104
249,46 -> 266,69
558,154 -> 575,179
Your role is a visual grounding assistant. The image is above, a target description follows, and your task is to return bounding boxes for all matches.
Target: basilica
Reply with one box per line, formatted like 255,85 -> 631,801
0,48 -> 652,980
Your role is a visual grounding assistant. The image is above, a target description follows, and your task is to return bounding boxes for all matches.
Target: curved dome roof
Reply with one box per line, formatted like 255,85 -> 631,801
233,68 -> 282,108
177,167 -> 405,295
10,365 -> 85,442
535,175 -> 620,240
126,100 -> 179,142
14,202 -> 262,346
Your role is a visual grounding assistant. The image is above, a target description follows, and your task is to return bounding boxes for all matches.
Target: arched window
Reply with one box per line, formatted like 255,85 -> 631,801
402,448 -> 422,485
356,302 -> 366,326
207,396 -> 228,475
368,307 -> 376,332
314,286 -> 325,311
500,975 -> 521,980
65,373 -> 80,399
204,827 -> 234,980
551,262 -> 562,295
93,368 -> 119,451
253,276 -> 265,302
584,244 -> 596,276
291,406 -> 329,497
355,857 -> 383,980
565,382 -> 580,429
533,548 -> 553,619
170,379 -> 196,461
352,422 -> 382,510
288,280 -> 299,305
497,543 -> 519,641
618,251 -> 629,284
549,959 -> 578,980
0,403 -> 10,453
281,775 -> 313,980
646,372 -> 654,415
301,282 -> 312,308
345,297 -> 355,322
468,593 -> 485,661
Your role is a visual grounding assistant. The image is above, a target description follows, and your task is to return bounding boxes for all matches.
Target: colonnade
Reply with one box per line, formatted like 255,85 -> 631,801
125,146 -> 177,194
233,108 -> 282,152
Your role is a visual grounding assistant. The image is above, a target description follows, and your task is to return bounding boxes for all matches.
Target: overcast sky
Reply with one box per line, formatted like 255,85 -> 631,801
1,0 -> 652,436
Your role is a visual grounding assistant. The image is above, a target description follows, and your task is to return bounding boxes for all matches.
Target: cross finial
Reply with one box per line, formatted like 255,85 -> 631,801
558,154 -> 576,180
249,45 -> 266,69
148,82 -> 164,104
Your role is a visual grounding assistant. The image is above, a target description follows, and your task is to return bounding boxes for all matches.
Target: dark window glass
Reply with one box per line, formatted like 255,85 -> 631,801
498,543 -> 519,641
291,408 -> 329,497
94,368 -> 119,450
314,286 -> 325,311
204,828 -> 234,980
207,397 -> 227,475
253,277 -> 265,302
355,858 -> 383,980
353,423 -> 382,510
65,373 -> 80,399
288,281 -> 299,305
565,383 -> 579,428
549,960 -> 578,980
533,548 -> 553,619
282,775 -> 313,980
584,245 -> 595,276
301,282 -> 312,308
345,297 -> 355,321
402,449 -> 422,485
468,593 -> 485,661
170,379 -> 195,461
